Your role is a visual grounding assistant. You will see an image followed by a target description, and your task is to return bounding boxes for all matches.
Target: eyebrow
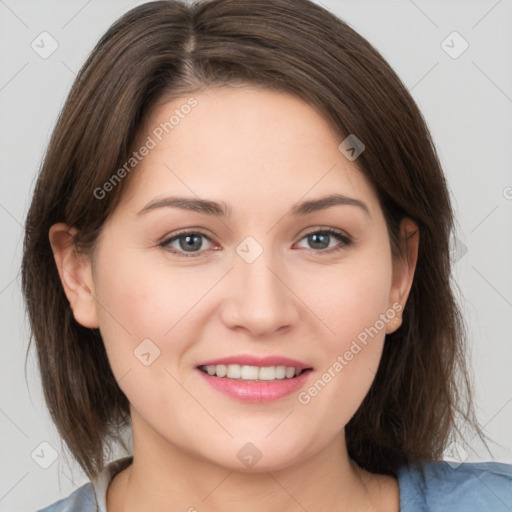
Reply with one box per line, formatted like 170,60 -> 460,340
137,193 -> 370,217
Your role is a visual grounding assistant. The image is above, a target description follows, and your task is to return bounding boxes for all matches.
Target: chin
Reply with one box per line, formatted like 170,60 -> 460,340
199,437 -> 313,473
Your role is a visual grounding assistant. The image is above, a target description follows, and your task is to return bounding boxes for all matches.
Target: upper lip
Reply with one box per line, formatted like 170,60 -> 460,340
196,354 -> 312,370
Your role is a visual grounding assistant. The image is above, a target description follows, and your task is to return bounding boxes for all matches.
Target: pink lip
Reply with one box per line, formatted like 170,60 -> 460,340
197,367 -> 313,403
196,354 -> 312,370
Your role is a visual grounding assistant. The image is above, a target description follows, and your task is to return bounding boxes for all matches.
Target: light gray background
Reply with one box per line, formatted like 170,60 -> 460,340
1,0 -> 511,510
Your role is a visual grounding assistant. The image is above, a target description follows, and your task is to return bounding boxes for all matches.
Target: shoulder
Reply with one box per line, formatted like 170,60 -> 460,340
34,482 -> 96,512
35,456 -> 133,512
398,460 -> 512,511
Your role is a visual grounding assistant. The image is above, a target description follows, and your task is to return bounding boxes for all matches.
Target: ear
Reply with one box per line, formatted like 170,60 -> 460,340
48,223 -> 99,329
386,217 -> 419,334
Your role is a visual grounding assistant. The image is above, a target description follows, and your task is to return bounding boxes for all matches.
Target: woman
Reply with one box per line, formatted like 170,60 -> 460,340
23,0 -> 511,510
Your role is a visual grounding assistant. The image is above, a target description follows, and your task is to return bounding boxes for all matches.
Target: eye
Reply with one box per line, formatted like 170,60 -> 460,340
159,227 -> 352,258
295,228 -> 352,254
159,231 -> 215,257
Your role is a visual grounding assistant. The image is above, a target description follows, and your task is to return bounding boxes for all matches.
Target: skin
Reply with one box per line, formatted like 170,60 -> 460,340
50,86 -> 418,512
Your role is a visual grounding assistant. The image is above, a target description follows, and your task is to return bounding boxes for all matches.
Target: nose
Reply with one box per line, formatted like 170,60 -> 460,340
219,246 -> 300,337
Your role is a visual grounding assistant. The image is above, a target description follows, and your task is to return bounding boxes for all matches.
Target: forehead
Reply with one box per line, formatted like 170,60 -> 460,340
119,86 -> 380,217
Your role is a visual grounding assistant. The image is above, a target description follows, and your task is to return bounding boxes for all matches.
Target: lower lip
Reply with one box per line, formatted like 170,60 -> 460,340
196,368 -> 313,403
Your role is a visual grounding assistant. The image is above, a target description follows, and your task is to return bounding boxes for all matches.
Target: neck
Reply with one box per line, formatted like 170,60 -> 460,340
108,411 -> 398,512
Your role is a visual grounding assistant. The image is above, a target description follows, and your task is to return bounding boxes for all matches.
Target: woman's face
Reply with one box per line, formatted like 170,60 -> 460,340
57,86 -> 414,472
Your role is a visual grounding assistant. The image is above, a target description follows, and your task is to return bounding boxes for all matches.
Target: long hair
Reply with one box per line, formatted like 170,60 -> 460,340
22,0 -> 485,480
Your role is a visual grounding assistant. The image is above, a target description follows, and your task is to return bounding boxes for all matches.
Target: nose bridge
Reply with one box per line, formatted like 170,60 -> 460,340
222,234 -> 298,335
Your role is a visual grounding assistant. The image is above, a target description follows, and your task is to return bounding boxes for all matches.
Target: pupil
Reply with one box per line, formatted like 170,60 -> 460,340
309,233 -> 329,249
180,234 -> 202,251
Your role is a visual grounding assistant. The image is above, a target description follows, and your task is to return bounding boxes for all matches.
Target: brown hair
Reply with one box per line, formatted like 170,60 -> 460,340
22,0 -> 486,480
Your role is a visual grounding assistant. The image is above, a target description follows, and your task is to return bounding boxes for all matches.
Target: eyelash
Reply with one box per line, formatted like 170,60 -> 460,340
158,228 -> 352,258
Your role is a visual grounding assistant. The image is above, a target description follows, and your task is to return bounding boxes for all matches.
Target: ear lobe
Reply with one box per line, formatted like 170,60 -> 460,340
48,223 -> 99,329
386,217 -> 419,334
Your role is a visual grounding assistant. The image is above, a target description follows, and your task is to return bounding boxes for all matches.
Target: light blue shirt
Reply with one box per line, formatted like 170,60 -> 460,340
36,456 -> 512,511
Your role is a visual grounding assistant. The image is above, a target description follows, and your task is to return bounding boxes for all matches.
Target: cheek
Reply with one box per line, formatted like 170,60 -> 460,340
335,269 -> 391,348
300,252 -> 392,350
94,233 -> 205,325
91,245 -> 228,376
294,252 -> 393,414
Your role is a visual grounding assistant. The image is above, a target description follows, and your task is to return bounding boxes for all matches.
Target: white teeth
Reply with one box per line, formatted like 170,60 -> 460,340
259,366 -> 277,380
202,364 -> 305,381
214,364 -> 227,377
275,366 -> 286,379
241,365 -> 259,380
226,365 -> 241,379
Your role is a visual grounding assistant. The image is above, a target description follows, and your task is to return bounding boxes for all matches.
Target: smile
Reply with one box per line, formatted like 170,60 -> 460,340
198,364 -> 310,381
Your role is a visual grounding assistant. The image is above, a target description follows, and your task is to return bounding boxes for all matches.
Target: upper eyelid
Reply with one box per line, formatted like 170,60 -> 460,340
161,229 -> 214,244
162,226 -> 350,241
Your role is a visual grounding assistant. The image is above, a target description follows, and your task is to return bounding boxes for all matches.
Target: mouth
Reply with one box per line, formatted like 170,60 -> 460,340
197,364 -> 313,381
195,355 -> 314,402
